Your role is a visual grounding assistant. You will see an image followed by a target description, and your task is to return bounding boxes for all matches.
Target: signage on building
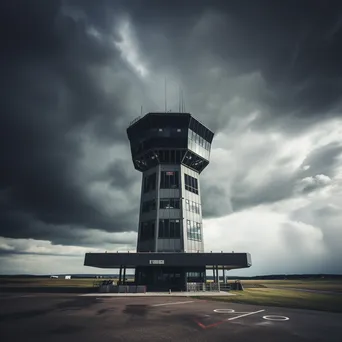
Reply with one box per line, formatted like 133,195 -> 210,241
149,260 -> 165,265
166,172 -> 174,176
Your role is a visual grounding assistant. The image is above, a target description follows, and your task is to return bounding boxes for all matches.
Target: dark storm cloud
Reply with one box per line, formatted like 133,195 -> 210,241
1,0 -> 342,250
0,0 -> 140,244
201,185 -> 231,218
0,249 -> 79,258
120,0 -> 342,133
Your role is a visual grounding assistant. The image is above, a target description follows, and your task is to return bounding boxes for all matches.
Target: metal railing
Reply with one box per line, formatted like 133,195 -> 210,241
98,284 -> 147,293
129,116 -> 142,127
186,282 -> 231,292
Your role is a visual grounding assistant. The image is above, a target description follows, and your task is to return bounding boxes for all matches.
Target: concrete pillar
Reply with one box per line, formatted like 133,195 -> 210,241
119,266 -> 122,285
216,266 -> 220,291
123,266 -> 126,285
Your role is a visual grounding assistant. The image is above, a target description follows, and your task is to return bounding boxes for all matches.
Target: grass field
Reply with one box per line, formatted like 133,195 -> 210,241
231,279 -> 342,292
1,278 -> 341,290
0,277 -> 98,288
1,277 -> 342,312
193,288 -> 342,313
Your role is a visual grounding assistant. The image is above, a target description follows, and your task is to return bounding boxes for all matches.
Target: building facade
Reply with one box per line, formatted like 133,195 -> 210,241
127,112 -> 214,290
84,112 -> 252,292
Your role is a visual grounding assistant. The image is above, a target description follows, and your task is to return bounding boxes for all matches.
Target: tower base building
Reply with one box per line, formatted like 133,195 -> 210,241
84,112 -> 252,291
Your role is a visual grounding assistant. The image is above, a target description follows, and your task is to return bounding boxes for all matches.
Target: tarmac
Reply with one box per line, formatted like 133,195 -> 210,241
1,292 -> 342,342
82,291 -> 235,297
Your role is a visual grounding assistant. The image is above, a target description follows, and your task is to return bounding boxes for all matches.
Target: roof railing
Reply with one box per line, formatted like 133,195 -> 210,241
129,116 -> 142,127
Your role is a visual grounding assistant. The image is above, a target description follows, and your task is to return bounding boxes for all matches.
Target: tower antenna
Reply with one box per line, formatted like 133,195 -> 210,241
181,89 -> 184,113
183,91 -> 186,112
178,85 -> 181,112
164,77 -> 167,112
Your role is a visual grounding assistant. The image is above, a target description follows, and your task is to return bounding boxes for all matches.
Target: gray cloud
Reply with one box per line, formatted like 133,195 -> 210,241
300,142 -> 342,178
0,0 -> 143,245
0,0 -> 342,274
121,0 -> 342,133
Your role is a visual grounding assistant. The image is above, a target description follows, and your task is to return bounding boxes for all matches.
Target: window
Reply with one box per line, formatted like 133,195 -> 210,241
191,201 -> 200,214
189,129 -> 210,150
184,174 -> 198,194
143,173 -> 156,193
160,198 -> 180,209
142,199 -> 156,213
160,171 -> 179,189
140,221 -> 155,241
187,220 -> 202,241
158,219 -> 181,239
185,200 -> 200,214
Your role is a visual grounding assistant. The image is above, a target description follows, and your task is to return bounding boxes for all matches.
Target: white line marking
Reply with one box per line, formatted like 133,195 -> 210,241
227,309 -> 265,321
152,300 -> 194,307
214,309 -> 236,313
263,315 -> 289,321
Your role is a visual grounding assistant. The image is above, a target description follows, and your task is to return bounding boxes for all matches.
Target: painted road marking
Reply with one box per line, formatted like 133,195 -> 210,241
214,309 -> 236,314
195,309 -> 265,329
196,308 -> 290,329
263,315 -> 289,321
227,309 -> 265,321
152,300 -> 194,307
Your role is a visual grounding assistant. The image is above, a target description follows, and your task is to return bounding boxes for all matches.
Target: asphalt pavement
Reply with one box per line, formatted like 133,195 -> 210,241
1,293 -> 341,342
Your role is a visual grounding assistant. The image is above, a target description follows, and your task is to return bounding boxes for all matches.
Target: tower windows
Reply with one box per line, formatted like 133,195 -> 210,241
160,198 -> 180,209
143,173 -> 156,193
140,221 -> 155,241
160,171 -> 179,189
142,199 -> 156,213
185,200 -> 200,214
184,174 -> 199,194
186,220 -> 202,241
158,219 -> 181,239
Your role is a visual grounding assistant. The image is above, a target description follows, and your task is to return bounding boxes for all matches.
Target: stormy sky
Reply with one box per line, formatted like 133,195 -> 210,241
1,0 -> 342,275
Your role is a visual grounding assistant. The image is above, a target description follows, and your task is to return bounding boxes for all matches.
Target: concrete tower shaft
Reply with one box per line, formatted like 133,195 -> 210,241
127,112 -> 214,254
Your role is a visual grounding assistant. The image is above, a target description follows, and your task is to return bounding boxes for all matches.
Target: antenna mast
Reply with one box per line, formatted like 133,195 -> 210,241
164,77 -> 167,112
183,91 -> 186,112
178,86 -> 181,112
181,90 -> 184,113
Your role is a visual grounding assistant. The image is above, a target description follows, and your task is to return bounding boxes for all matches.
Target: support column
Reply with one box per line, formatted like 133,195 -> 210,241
216,265 -> 220,292
223,266 -> 226,284
123,266 -> 126,285
119,266 -> 122,285
212,266 -> 215,282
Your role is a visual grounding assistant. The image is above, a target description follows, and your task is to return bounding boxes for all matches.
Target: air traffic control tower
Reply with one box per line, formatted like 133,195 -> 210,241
84,112 -> 252,291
